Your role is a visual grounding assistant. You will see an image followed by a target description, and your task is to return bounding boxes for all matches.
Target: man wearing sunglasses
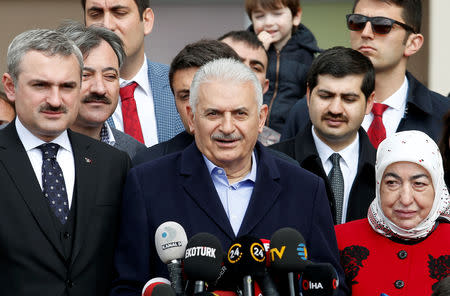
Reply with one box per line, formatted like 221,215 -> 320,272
282,0 -> 450,148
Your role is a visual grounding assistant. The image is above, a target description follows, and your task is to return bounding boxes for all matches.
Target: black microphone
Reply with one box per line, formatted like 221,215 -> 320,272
155,221 -> 188,296
301,263 -> 339,296
226,236 -> 267,296
269,228 -> 311,296
254,238 -> 279,296
184,233 -> 224,294
152,284 -> 177,296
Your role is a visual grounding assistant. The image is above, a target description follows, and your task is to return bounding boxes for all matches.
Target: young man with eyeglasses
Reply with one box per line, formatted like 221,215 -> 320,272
282,0 -> 450,147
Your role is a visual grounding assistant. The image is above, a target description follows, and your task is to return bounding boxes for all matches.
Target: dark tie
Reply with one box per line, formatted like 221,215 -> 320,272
39,143 -> 69,224
328,153 -> 344,224
367,103 -> 389,149
120,82 -> 145,143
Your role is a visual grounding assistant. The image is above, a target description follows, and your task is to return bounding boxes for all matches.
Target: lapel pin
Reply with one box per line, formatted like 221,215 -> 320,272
84,157 -> 92,164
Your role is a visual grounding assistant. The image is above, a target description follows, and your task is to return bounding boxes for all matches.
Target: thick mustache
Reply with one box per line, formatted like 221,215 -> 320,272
211,133 -> 242,141
82,93 -> 111,104
322,112 -> 348,122
39,104 -> 68,113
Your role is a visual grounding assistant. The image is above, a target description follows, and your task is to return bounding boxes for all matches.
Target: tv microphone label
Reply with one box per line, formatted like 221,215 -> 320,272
185,246 -> 217,258
161,241 -> 183,250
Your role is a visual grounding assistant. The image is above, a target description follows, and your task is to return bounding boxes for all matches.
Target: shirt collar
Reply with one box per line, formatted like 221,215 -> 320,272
15,117 -> 72,153
311,125 -> 359,169
100,122 -> 116,146
379,76 -> 408,111
203,151 -> 257,184
119,54 -> 151,97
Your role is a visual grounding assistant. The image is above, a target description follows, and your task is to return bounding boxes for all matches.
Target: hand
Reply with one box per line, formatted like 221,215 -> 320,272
257,31 -> 274,50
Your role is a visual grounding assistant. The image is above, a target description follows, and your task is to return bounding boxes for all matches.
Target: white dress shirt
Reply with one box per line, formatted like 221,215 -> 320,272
362,76 -> 408,137
312,127 -> 359,224
15,118 -> 75,208
111,56 -> 159,147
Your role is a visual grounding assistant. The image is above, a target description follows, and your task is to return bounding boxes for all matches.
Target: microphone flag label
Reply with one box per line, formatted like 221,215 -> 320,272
250,242 -> 266,262
161,241 -> 183,250
185,246 -> 217,259
228,243 -> 243,264
297,243 -> 308,260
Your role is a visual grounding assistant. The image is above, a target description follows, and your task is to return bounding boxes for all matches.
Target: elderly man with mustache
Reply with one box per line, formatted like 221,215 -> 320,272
110,58 -> 348,295
59,22 -> 145,159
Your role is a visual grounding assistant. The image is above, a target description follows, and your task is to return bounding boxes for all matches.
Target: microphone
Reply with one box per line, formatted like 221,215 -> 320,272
151,284 -> 177,296
301,263 -> 339,296
226,236 -> 267,296
155,221 -> 188,295
269,227 -> 311,296
184,232 -> 224,294
142,278 -> 174,296
254,239 -> 279,296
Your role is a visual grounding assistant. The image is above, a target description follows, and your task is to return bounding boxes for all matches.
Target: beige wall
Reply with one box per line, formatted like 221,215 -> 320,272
0,0 -> 83,78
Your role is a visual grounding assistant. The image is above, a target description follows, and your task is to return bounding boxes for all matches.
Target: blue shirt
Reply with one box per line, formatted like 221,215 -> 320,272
203,152 -> 257,235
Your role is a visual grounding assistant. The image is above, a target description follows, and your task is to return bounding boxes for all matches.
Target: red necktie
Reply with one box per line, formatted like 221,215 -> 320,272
367,103 -> 389,149
120,82 -> 144,144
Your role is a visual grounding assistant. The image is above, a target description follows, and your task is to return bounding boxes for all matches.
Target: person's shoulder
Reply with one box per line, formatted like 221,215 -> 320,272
69,130 -> 129,160
147,59 -> 170,74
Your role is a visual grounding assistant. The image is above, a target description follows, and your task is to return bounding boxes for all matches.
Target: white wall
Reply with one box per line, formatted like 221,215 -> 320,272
428,0 -> 450,96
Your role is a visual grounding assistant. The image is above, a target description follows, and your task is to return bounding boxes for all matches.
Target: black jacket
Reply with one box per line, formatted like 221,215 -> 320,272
249,24 -> 321,133
281,72 -> 450,142
271,124 -> 376,224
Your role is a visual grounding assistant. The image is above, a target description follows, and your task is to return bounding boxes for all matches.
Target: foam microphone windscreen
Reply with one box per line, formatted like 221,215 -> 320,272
142,278 -> 171,296
155,221 -> 188,263
269,227 -> 310,272
301,263 -> 339,296
226,235 -> 267,277
151,284 -> 176,296
184,232 -> 224,282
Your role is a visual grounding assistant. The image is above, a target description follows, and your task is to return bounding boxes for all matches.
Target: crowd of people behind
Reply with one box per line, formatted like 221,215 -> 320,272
0,0 -> 449,295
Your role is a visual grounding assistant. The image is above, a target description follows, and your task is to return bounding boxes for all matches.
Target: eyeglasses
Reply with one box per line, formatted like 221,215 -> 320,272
346,14 -> 416,34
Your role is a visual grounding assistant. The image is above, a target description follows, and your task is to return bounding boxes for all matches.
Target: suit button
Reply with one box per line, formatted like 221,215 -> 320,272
66,280 -> 74,288
398,250 -> 407,259
63,232 -> 71,239
394,280 -> 404,289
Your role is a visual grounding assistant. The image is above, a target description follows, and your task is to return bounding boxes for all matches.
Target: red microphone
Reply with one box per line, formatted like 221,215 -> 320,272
142,277 -> 172,296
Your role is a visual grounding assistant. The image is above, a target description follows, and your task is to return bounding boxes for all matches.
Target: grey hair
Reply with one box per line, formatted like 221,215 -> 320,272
189,58 -> 263,114
57,20 -> 125,68
6,29 -> 83,85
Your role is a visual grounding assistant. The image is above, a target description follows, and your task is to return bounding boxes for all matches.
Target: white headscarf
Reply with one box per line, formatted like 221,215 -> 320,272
368,130 -> 450,240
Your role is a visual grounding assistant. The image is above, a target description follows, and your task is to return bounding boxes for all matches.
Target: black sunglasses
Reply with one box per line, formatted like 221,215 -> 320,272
346,14 -> 416,34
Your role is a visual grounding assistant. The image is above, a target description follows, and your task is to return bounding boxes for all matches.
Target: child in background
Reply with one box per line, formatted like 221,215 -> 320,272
245,0 -> 321,133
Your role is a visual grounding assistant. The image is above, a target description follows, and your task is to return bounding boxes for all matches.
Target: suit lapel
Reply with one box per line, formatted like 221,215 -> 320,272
0,123 -> 65,258
180,143 -> 236,240
237,144 -> 282,236
69,131 -> 97,265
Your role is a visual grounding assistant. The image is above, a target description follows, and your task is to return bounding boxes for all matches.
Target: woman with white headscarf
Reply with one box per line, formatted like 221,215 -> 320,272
335,130 -> 450,296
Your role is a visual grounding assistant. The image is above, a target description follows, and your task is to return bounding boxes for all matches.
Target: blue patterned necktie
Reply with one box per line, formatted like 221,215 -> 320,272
328,153 -> 344,224
39,143 -> 69,224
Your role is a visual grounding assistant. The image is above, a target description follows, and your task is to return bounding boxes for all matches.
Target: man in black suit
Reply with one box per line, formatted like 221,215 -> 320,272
58,22 -> 146,159
0,29 -> 130,295
272,47 -> 376,224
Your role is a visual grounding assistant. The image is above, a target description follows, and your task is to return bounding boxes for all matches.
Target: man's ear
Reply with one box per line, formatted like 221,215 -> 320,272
142,8 -> 154,36
258,104 -> 268,133
186,105 -> 195,134
2,73 -> 16,103
306,85 -> 311,108
404,33 -> 424,57
262,79 -> 269,94
365,91 -> 375,115
292,8 -> 302,27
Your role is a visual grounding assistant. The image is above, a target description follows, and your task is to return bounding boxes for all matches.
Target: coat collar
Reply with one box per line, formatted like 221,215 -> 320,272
405,71 -> 433,115
179,142 -> 282,239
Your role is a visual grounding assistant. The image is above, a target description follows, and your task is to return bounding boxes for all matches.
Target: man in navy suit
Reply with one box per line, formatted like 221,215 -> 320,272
82,0 -> 183,146
111,58 -> 348,295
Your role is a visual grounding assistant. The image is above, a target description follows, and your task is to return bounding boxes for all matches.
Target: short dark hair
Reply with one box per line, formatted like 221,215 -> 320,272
57,21 -> 125,68
307,46 -> 375,100
0,90 -> 14,109
353,0 -> 422,33
169,39 -> 240,92
439,111 -> 450,177
245,0 -> 300,21
81,0 -> 149,20
432,277 -> 450,296
218,30 -> 267,53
